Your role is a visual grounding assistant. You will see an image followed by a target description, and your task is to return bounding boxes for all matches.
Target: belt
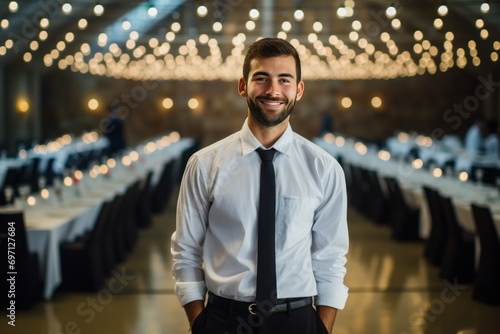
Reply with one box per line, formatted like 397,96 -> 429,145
208,293 -> 312,315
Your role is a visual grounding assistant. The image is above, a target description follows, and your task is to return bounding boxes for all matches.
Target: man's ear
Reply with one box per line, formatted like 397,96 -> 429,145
238,77 -> 247,97
296,81 -> 305,101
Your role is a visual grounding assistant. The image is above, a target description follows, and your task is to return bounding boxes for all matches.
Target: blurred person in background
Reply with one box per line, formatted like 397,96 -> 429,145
102,104 -> 126,157
464,116 -> 486,156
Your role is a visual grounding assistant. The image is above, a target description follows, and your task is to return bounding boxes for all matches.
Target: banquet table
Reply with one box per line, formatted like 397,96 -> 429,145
314,136 -> 500,242
1,136 -> 193,299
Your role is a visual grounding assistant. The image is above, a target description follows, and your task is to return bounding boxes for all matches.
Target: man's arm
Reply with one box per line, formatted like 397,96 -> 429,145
184,300 -> 205,328
316,305 -> 338,333
311,160 -> 349,322
171,155 -> 210,321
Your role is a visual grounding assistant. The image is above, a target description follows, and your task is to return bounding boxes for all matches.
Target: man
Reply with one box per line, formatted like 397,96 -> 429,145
464,116 -> 486,157
103,104 -> 126,156
171,38 -> 349,334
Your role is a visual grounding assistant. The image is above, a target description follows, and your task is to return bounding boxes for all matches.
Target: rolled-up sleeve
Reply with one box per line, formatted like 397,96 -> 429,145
311,160 -> 349,309
171,155 -> 210,306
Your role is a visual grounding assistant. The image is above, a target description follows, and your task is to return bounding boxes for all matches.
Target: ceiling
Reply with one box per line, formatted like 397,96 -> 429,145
0,0 -> 499,81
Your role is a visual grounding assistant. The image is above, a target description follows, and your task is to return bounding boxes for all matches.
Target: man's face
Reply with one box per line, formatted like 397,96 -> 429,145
238,55 -> 304,127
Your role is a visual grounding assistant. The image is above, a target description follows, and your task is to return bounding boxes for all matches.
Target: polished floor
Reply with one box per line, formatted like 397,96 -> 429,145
2,187 -> 499,334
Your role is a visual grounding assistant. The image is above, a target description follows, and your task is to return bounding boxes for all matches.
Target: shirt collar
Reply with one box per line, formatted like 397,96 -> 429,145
240,118 -> 293,157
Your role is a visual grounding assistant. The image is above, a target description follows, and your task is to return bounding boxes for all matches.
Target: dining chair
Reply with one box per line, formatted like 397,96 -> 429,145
349,165 -> 370,215
59,201 -> 112,291
439,195 -> 475,283
136,171 -> 154,228
107,193 -> 128,264
422,186 -> 447,266
383,177 -> 420,241
43,157 -> 57,187
150,159 -> 176,214
22,157 -> 41,194
98,199 -> 118,274
471,204 -> 500,305
365,169 -> 389,224
0,211 -> 42,308
0,166 -> 24,200
121,181 -> 141,253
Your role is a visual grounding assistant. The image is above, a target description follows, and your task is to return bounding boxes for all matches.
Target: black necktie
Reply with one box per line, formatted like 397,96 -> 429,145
256,148 -> 277,305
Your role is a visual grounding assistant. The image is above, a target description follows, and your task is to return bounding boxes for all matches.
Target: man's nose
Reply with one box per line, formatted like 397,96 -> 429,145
265,80 -> 280,96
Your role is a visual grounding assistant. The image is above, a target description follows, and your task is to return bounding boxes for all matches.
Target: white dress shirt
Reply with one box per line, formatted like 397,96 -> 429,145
171,119 -> 349,310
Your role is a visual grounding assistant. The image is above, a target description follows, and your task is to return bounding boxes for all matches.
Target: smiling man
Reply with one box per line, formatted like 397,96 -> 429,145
171,38 -> 349,334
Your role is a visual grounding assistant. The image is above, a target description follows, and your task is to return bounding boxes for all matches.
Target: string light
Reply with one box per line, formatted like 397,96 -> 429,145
93,3 -> 104,16
294,9 -> 304,21
122,20 -> 131,30
386,5 -> 397,19
437,4 -> 448,16
197,5 -> 208,17
480,1 -> 490,13
0,1 -> 486,82
249,9 -> 259,20
147,5 -> 158,19
8,1 -> 18,13
62,2 -> 72,14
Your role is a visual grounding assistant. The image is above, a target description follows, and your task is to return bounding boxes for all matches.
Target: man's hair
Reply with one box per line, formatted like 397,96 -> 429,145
243,38 -> 301,83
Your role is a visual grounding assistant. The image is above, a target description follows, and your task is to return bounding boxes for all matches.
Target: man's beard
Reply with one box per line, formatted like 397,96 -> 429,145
247,96 -> 296,127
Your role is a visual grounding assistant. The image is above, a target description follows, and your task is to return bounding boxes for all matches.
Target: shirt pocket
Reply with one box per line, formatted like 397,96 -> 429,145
276,196 -> 318,251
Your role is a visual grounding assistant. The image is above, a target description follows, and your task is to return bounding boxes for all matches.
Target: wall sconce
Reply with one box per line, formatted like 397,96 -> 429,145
371,96 -> 382,108
188,98 -> 199,110
88,98 -> 99,111
341,97 -> 352,109
17,98 -> 29,113
162,97 -> 173,110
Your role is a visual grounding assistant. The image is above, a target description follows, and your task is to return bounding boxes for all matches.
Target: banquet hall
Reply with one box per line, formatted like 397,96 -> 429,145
1,1 -> 500,333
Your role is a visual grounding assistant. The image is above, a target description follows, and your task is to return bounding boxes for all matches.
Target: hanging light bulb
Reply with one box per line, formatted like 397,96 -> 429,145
212,21 -> 222,32
337,6 -> 347,19
385,5 -> 397,19
437,3 -> 448,17
197,5 -> 208,17
480,2 -> 490,13
282,21 -> 292,32
294,9 -> 304,21
147,5 -> 158,18
62,2 -> 72,14
93,3 -> 104,16
8,1 -> 18,13
249,8 -> 260,20
313,20 -> 323,32
122,20 -> 131,30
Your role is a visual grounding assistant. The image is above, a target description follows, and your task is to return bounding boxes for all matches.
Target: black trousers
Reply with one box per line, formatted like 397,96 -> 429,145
191,303 -> 329,334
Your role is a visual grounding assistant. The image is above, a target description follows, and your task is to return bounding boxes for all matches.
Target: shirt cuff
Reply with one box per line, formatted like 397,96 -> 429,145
315,282 -> 349,310
174,281 -> 207,307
